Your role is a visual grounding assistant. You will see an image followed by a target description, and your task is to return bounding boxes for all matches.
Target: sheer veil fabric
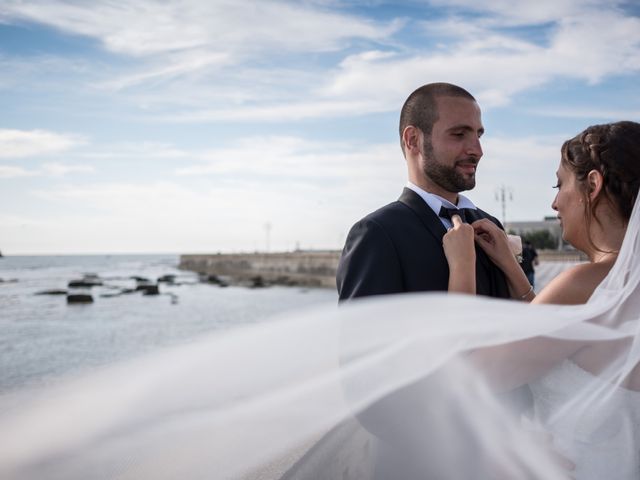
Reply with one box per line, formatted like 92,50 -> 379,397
2,196 -> 640,479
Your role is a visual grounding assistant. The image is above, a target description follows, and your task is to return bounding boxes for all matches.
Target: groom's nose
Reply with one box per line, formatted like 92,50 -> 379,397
466,135 -> 483,159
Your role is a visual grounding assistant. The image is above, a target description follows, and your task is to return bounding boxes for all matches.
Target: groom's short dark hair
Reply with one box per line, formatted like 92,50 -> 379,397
399,83 -> 476,154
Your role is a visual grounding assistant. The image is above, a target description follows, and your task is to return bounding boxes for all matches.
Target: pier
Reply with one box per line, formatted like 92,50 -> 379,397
179,249 -> 584,289
179,250 -> 341,288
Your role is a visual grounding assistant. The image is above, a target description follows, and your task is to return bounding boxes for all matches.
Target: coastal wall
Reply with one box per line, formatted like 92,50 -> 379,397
179,250 -> 341,288
179,248 -> 584,289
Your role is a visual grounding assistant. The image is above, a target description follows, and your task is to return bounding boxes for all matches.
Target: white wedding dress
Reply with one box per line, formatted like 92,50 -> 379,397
530,359 -> 640,479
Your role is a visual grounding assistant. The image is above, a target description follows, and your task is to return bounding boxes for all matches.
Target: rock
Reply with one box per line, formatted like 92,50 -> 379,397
250,276 -> 266,288
67,293 -> 93,304
158,274 -> 177,283
275,276 -> 297,286
200,274 -> 230,287
68,279 -> 103,288
202,274 -> 221,284
137,284 -> 160,295
131,276 -> 150,283
35,289 -> 68,295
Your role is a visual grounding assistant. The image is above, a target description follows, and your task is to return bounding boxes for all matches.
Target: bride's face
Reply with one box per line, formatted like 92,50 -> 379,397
552,162 -> 588,248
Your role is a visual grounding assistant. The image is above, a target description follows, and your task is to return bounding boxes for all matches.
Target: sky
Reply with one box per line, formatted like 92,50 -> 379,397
0,0 -> 639,255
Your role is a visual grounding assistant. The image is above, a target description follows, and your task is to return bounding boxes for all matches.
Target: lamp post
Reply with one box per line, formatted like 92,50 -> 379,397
495,185 -> 513,226
264,222 -> 271,253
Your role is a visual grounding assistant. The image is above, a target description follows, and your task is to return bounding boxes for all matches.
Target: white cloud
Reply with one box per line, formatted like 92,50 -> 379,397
98,51 -> 231,90
17,133 -> 409,253
0,165 -> 34,178
0,0 -> 399,89
175,135 -> 404,184
427,0 -> 617,26
3,132 -> 576,253
41,163 -> 94,176
319,6 -> 640,111
527,106 -> 640,120
163,99 -> 391,123
0,129 -> 84,159
79,142 -> 191,160
3,0 -> 635,123
23,180 -> 346,252
132,1 -> 639,123
0,162 -> 92,178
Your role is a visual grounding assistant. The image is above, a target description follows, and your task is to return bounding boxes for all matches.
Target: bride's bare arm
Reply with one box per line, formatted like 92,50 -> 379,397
532,261 -> 612,305
472,219 -> 535,301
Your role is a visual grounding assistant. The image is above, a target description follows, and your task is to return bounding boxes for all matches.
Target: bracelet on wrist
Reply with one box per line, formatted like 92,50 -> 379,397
519,285 -> 534,300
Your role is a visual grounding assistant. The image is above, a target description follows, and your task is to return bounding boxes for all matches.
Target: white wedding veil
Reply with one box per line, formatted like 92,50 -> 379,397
1,196 -> 640,479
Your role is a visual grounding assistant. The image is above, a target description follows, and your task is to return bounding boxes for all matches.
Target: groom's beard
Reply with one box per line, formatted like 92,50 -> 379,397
422,139 -> 477,193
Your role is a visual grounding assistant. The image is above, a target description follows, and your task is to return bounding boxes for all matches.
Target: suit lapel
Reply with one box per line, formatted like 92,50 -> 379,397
398,188 -> 509,298
397,188 -> 447,242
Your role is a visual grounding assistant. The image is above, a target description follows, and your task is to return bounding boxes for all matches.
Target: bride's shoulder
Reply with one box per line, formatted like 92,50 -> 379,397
533,261 -> 612,305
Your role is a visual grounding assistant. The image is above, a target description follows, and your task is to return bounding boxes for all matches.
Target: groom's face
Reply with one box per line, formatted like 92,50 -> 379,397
420,96 -> 484,193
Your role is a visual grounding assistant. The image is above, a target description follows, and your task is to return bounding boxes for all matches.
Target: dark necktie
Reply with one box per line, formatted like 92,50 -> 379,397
439,206 -> 470,223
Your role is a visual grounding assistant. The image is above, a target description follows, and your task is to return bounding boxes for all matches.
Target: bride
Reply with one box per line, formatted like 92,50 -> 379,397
443,120 -> 640,479
0,121 -> 639,480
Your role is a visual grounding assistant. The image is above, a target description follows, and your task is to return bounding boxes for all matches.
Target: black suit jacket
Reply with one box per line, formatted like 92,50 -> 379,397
337,187 -> 510,300
336,189 -> 517,479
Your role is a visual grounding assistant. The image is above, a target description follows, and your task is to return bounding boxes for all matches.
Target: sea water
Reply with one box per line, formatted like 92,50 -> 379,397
0,254 -> 337,395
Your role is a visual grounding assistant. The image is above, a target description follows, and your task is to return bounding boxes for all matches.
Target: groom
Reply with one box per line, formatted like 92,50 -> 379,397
336,83 -> 513,479
337,82 -> 509,300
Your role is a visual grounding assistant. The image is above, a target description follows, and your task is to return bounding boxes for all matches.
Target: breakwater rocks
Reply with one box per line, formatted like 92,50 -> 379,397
179,251 -> 341,288
35,273 -> 191,305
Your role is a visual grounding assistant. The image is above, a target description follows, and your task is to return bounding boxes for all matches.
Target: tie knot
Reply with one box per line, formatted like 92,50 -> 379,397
439,206 -> 467,223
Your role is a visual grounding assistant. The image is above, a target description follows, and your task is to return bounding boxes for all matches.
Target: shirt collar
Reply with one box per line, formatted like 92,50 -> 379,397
406,182 -> 477,216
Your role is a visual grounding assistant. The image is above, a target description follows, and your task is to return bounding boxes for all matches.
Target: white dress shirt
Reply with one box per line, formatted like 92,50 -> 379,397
406,182 -> 478,229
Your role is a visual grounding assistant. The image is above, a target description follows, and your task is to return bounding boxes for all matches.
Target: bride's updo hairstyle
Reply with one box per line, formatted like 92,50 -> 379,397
561,121 -> 640,238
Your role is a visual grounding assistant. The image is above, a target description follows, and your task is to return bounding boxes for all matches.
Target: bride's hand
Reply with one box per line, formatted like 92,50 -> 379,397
471,219 -> 517,270
443,214 -> 476,270
472,219 -> 535,301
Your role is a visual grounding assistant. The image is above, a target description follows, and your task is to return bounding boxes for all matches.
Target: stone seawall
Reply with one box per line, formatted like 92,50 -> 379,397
179,251 -> 341,288
179,248 -> 582,290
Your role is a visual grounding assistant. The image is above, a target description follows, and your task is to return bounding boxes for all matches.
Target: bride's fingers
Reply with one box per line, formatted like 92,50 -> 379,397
472,218 -> 501,236
474,232 -> 493,247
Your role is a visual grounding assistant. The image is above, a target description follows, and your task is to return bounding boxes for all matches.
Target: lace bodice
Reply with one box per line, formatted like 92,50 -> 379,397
529,360 -> 640,479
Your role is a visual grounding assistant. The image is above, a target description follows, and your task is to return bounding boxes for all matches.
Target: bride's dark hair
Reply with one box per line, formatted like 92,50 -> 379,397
561,121 -> 640,244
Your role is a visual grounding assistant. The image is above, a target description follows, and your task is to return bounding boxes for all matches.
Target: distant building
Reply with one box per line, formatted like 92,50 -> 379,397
506,217 -> 565,250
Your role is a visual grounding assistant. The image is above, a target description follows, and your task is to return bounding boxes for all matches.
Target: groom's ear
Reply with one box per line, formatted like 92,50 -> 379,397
402,126 -> 422,157
586,169 -> 604,201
